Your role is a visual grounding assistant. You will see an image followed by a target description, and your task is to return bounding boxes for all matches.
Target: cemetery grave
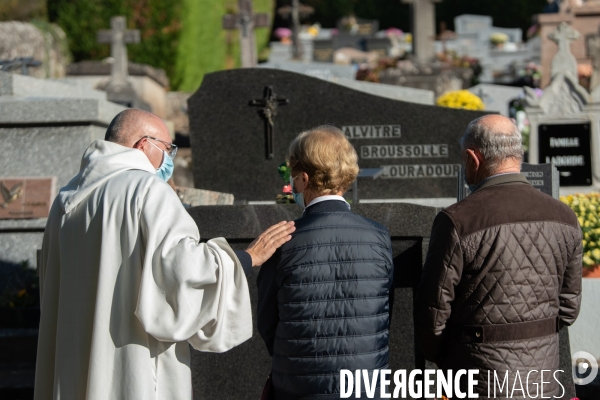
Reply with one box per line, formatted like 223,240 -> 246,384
1,2 -> 600,399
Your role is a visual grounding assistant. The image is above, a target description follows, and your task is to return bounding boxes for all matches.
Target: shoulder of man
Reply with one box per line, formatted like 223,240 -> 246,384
443,183 -> 579,237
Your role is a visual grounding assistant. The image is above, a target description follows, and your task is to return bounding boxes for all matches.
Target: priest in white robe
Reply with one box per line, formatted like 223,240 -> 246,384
34,109 -> 295,400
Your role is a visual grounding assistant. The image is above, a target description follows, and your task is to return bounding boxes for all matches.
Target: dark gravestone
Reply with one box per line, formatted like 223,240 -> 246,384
188,69 -> 487,202
187,203 -> 439,400
312,39 -> 334,62
538,123 -> 593,186
366,37 -> 392,57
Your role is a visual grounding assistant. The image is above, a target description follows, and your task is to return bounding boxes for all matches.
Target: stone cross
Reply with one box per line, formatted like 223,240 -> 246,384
97,16 -> 140,106
223,0 -> 270,68
249,86 -> 289,160
548,22 -> 579,79
402,0 -> 442,64
586,27 -> 600,91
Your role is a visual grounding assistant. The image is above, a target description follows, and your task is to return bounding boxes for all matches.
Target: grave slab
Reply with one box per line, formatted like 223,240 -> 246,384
187,203 -> 439,400
0,71 -> 126,266
188,68 -> 487,202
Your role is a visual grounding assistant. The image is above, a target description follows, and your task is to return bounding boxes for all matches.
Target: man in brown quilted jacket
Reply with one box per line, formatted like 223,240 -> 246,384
415,114 -> 583,399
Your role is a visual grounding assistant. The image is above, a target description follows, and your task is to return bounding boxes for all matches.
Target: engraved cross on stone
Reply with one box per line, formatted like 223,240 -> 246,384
548,22 -> 579,79
223,0 -> 270,68
249,86 -> 289,160
587,26 -> 600,91
97,16 -> 140,105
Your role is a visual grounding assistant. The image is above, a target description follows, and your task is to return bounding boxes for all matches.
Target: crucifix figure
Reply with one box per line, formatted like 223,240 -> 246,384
223,0 -> 270,68
97,16 -> 140,106
249,86 -> 289,160
548,22 -> 579,79
401,0 -> 442,64
587,26 -> 600,91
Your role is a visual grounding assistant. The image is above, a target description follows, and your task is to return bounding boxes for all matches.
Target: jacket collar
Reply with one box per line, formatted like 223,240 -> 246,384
302,199 -> 352,217
474,172 -> 531,193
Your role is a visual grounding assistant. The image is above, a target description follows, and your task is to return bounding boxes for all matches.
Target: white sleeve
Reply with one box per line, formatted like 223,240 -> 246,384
134,181 -> 252,352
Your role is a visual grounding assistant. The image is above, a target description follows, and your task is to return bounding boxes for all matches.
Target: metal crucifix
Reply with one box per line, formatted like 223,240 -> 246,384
249,86 -> 289,160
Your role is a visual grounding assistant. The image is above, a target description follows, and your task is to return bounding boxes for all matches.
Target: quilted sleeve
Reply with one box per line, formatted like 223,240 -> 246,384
415,211 -> 463,363
558,227 -> 583,327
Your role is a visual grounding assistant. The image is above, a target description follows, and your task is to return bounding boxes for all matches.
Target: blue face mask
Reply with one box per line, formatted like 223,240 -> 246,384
290,175 -> 305,208
156,151 -> 174,182
463,167 -> 477,193
149,140 -> 175,182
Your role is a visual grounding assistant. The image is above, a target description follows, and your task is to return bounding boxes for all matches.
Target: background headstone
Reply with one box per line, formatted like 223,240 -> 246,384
0,70 -> 126,266
188,68 -> 487,203
312,39 -> 334,62
0,21 -> 70,79
468,84 -> 524,116
525,22 -> 600,193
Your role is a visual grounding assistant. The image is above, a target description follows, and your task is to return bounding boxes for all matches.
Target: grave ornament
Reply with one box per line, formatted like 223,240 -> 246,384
97,16 -> 140,107
249,86 -> 289,160
223,0 -> 270,68
401,0 -> 443,64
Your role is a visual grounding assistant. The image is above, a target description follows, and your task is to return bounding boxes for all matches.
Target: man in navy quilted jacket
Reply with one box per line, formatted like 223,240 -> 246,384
257,125 -> 394,399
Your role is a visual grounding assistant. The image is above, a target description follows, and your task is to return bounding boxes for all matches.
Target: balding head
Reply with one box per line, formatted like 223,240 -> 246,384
105,109 -> 173,169
460,114 -> 523,175
105,109 -> 170,147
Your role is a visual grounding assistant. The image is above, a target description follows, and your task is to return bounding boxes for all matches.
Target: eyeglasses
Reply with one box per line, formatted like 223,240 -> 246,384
142,136 -> 177,159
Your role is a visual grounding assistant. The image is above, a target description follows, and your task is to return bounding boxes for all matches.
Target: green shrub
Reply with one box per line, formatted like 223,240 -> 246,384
48,0 -> 273,91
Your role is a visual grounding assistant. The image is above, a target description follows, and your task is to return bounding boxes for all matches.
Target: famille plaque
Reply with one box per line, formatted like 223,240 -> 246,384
0,177 -> 56,219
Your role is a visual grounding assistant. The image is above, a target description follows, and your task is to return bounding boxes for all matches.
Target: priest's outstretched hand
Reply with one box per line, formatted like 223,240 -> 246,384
245,220 -> 295,266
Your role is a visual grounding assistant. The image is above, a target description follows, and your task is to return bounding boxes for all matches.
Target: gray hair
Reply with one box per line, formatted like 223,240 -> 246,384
460,116 -> 524,172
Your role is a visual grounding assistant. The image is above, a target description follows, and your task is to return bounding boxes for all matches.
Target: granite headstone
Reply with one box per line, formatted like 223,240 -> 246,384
188,68 -> 488,203
188,202 -> 439,400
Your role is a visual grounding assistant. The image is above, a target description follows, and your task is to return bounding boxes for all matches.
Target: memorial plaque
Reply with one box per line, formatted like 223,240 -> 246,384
189,69 -> 488,201
0,177 -> 56,219
521,162 -> 560,198
312,39 -> 334,62
538,123 -> 592,186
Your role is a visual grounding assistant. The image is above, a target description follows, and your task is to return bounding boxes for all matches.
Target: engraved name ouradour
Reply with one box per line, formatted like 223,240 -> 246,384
343,125 -> 401,139
362,144 -> 449,159
382,164 -> 460,179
